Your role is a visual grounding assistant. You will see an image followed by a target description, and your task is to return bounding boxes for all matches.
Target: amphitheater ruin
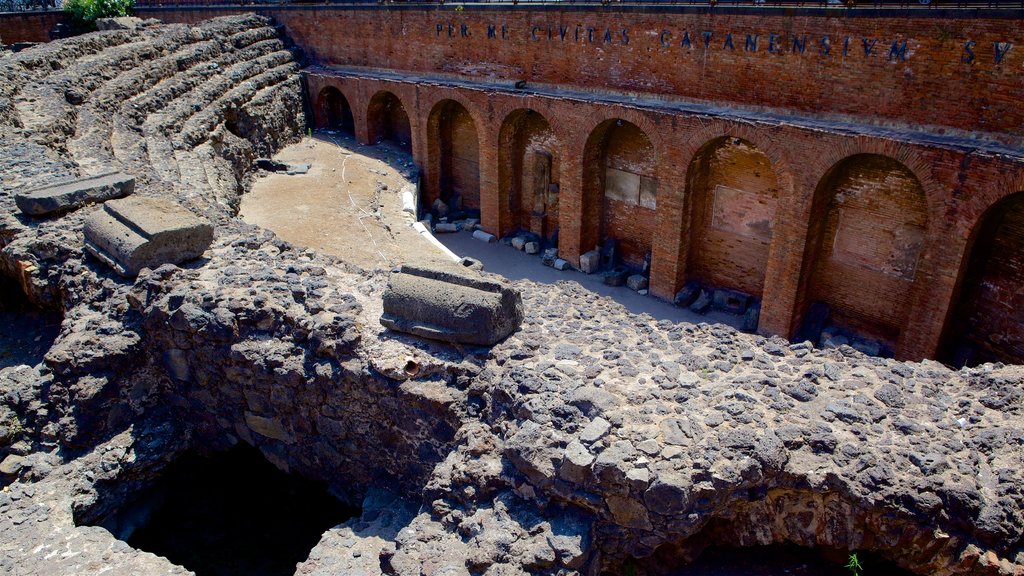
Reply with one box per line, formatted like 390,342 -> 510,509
0,3 -> 1022,576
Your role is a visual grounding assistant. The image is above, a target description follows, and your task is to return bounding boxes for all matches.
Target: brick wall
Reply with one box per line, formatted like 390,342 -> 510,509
366,91 -> 411,151
0,11 -> 64,44
142,6 -> 1024,142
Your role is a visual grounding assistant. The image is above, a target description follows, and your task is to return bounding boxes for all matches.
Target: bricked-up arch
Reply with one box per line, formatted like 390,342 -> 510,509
498,109 -> 560,243
427,99 -> 480,212
316,86 -> 354,134
685,136 -> 780,299
797,154 -> 928,351
366,91 -> 411,152
582,119 -> 657,269
941,191 -> 1024,367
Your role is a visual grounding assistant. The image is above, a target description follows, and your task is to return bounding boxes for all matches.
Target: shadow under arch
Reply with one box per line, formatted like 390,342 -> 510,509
683,135 -> 782,300
792,153 -> 928,353
940,190 -> 1024,367
315,86 -> 354,134
366,90 -> 411,152
498,108 -> 560,243
425,98 -> 481,214
582,118 -> 657,270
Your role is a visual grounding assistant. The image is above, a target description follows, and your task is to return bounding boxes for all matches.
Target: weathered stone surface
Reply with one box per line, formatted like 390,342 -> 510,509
14,171 -> 134,216
381,263 -> 524,346
626,274 -> 648,291
579,249 -> 601,274
83,196 -> 214,277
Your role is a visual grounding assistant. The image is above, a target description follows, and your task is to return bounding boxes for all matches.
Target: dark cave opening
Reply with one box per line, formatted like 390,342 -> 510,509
95,444 -> 359,576
0,274 -> 61,370
631,543 -> 916,576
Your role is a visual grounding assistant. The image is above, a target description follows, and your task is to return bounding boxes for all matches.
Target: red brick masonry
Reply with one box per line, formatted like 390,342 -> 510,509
142,6 -> 1024,364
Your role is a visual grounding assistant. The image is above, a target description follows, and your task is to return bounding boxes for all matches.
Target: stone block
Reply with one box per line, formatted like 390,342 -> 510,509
674,281 -> 701,307
83,196 -> 213,277
431,198 -> 448,217
554,258 -> 570,271
511,236 -> 526,250
603,266 -> 630,287
579,249 -> 601,274
626,274 -> 648,291
472,229 -> 496,243
542,248 -> 558,267
15,171 -> 135,216
380,263 -> 524,346
713,288 -> 751,314
524,241 -> 540,254
689,289 -> 712,314
435,222 -> 459,233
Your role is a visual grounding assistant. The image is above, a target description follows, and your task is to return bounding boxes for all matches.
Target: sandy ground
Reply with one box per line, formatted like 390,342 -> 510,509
241,132 -> 450,271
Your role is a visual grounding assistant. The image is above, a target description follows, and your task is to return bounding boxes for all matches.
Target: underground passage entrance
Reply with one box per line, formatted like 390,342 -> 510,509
83,444 -> 359,576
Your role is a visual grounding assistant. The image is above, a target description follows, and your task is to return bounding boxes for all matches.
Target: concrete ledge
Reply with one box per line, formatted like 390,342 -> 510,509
15,171 -> 135,217
381,263 -> 524,346
83,196 -> 214,277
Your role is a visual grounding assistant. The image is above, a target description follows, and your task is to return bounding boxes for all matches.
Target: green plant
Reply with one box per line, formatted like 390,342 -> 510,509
846,553 -> 864,576
64,0 -> 134,31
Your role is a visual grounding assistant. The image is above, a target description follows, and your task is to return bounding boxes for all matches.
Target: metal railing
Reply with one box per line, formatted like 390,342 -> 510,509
4,0 -> 1022,13
0,0 -> 58,12
128,0 -> 1024,10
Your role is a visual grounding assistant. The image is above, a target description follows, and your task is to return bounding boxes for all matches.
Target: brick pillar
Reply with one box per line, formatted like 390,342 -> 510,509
759,181 -> 814,339
649,157 -> 689,301
479,122 -> 501,236
558,148 -> 584,267
895,222 -> 969,361
351,84 -> 371,146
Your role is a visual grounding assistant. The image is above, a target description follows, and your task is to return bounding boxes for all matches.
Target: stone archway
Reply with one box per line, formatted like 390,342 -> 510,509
582,119 -> 657,269
316,86 -> 354,134
427,99 -> 480,213
366,90 -> 411,152
498,109 -> 560,243
941,191 -> 1024,366
795,154 -> 928,353
684,136 -> 781,299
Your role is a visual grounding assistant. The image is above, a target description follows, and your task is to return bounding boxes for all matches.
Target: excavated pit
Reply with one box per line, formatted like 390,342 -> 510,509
80,444 -> 359,576
0,275 -> 61,370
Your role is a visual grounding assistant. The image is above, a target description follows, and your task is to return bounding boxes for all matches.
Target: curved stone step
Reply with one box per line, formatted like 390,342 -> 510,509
174,59 -> 298,149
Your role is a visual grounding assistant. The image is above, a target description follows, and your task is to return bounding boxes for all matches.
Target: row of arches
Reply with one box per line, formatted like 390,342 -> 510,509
312,83 -> 1023,366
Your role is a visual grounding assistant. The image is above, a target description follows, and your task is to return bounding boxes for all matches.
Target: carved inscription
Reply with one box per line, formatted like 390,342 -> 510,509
437,21 -> 1015,65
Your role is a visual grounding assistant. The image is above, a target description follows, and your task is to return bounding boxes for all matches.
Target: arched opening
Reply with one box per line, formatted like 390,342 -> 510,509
684,136 -> 780,299
316,86 -> 354,134
941,191 -> 1024,366
795,155 -> 927,354
582,119 -> 657,270
498,109 -> 560,243
427,99 -> 480,214
367,91 -> 411,152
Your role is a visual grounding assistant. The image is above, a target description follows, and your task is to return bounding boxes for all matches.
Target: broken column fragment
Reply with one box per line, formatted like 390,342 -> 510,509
15,171 -> 135,216
380,263 -> 523,346
83,196 -> 214,277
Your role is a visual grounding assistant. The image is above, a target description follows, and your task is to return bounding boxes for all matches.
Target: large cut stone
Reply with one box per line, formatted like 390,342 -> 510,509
15,171 -> 135,216
380,263 -> 523,346
83,196 -> 214,277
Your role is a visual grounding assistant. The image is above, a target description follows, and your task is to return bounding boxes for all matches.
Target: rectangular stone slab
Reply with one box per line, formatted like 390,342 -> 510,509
15,172 -> 135,216
83,196 -> 214,277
